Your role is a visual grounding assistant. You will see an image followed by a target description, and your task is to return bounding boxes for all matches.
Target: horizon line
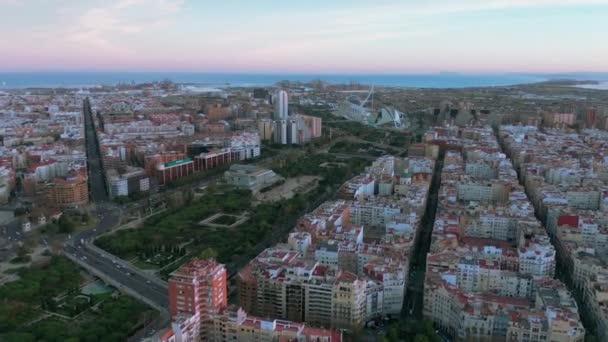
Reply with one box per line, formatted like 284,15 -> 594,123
1,70 -> 608,76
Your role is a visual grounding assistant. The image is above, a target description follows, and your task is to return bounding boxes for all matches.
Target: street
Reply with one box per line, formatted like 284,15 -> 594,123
59,99 -> 170,338
83,97 -> 109,203
403,150 -> 444,319
65,243 -> 168,308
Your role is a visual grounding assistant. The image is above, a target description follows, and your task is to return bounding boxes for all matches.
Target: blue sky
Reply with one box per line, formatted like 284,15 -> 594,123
0,0 -> 607,73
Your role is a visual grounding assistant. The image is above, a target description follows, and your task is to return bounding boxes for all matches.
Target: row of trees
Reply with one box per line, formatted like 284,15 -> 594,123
378,319 -> 442,342
140,244 -> 187,266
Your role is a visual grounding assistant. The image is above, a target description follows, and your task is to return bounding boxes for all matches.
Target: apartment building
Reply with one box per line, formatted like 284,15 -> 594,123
144,151 -> 186,177
208,306 -> 341,342
156,158 -> 195,185
499,125 -> 608,340
45,172 -> 89,209
167,258 -> 227,341
423,125 -> 583,341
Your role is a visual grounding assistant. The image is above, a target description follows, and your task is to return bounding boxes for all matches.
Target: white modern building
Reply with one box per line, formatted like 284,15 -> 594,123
273,120 -> 288,145
274,90 -> 288,120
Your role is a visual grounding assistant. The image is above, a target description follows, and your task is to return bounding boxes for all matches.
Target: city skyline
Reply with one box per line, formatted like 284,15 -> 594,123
1,0 -> 608,73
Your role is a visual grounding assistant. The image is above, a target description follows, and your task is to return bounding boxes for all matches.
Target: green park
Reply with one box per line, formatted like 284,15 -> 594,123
95,152 -> 369,277
0,256 -> 156,341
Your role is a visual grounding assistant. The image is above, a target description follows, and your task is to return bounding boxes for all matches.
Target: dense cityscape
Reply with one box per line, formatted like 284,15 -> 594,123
1,79 -> 608,341
2,1 -> 608,342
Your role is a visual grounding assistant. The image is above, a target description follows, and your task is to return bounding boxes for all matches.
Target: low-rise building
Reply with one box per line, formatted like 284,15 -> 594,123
223,164 -> 282,192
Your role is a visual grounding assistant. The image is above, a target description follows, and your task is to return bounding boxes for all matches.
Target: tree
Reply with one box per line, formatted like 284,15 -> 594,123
44,223 -> 59,235
17,246 -> 30,259
14,207 -> 27,217
199,247 -> 218,259
414,335 -> 430,342
58,215 -> 75,233
387,324 -> 400,341
81,212 -> 91,224
422,319 -> 435,336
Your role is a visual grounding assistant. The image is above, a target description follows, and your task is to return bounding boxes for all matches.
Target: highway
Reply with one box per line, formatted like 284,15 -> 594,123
65,242 -> 168,309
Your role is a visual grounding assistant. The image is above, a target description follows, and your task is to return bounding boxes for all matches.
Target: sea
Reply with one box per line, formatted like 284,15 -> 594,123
575,82 -> 608,90
0,72 -> 606,90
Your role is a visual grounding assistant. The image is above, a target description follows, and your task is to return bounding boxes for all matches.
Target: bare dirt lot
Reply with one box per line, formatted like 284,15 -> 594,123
254,176 -> 321,203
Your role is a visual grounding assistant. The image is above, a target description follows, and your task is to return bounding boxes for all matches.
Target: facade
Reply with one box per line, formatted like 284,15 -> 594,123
107,167 -> 149,198
274,90 -> 288,120
287,118 -> 298,144
45,172 -> 88,209
145,151 -> 187,177
193,149 -> 232,172
236,248 -> 369,331
498,125 -> 608,341
349,199 -> 401,227
257,119 -> 273,141
272,115 -> 321,145
167,258 -> 228,341
541,112 -> 576,127
273,120 -> 288,144
422,125 -> 584,341
299,114 -> 322,138
156,158 -> 195,185
223,164 -> 282,192
162,258 -> 341,342
205,103 -> 232,122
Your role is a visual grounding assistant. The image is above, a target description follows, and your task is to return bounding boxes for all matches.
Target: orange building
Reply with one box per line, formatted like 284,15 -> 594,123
168,258 -> 227,341
299,114 -> 323,138
46,172 -> 89,209
193,149 -> 233,172
542,112 -> 576,127
155,158 -> 195,186
23,173 -> 38,197
144,151 -> 186,177
205,103 -> 232,122
162,257 -> 341,342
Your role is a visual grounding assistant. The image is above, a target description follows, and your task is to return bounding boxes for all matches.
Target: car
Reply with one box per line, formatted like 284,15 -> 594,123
146,280 -> 151,284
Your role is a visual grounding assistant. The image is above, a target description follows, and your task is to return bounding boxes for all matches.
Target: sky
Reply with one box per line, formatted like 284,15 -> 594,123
0,0 -> 607,73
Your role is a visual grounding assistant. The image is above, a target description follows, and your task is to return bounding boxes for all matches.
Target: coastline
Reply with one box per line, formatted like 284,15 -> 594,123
0,72 -> 548,90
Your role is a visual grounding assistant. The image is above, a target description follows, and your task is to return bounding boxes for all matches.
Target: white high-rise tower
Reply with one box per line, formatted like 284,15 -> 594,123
274,90 -> 288,120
